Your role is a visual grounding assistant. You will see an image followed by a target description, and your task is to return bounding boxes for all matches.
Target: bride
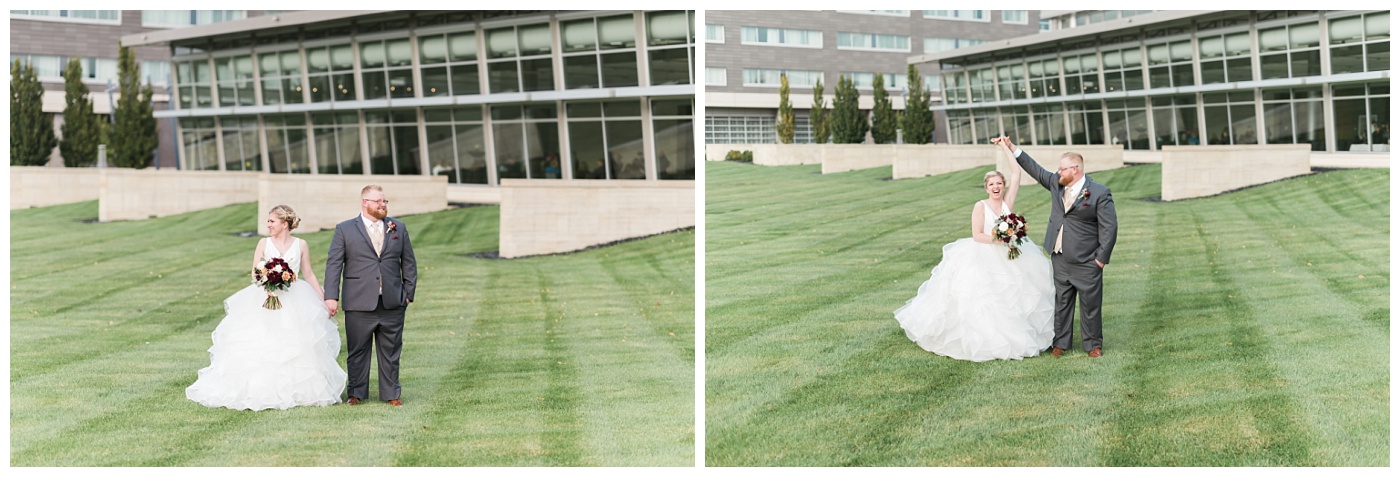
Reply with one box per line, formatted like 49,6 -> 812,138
186,205 -> 347,410
894,149 -> 1054,362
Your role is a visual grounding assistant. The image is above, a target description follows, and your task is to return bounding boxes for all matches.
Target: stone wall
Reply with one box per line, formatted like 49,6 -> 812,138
822,144 -> 897,174
9,167 -> 102,209
498,180 -> 694,258
98,169 -> 260,222
893,145 -> 997,179
1161,145 -> 1311,201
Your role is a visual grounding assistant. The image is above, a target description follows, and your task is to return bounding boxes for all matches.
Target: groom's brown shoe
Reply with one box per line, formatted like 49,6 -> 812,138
347,397 -> 361,406
1050,347 -> 1064,357
388,399 -> 402,407
1088,348 -> 1103,358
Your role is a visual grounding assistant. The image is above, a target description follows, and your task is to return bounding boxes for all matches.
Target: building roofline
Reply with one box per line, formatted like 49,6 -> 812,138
120,10 -> 392,47
908,10 -> 1222,65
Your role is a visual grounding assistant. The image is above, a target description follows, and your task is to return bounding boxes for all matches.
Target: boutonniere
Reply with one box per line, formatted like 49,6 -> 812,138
387,221 -> 397,234
1079,189 -> 1091,207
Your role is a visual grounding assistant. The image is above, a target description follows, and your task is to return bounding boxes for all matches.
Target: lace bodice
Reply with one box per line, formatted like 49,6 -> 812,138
264,237 -> 302,272
980,200 -> 1010,236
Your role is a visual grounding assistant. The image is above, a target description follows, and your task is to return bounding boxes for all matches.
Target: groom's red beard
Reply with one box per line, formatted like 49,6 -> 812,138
1059,174 -> 1074,186
367,208 -> 387,221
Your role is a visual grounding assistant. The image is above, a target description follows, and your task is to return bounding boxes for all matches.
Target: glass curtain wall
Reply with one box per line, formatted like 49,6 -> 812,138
1262,87 -> 1325,151
311,112 -> 364,174
1332,81 -> 1389,152
424,106 -> 488,184
220,116 -> 262,171
1151,95 -> 1201,148
652,98 -> 694,180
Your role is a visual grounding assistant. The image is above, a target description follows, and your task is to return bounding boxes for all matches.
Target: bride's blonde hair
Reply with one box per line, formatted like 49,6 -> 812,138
269,205 -> 301,230
983,170 -> 1007,188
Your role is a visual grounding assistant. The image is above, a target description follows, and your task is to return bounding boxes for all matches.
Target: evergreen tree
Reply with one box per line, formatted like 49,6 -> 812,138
60,57 -> 102,167
830,75 -> 868,144
775,74 -> 795,144
870,73 -> 897,144
809,77 -> 830,145
10,59 -> 58,166
110,44 -> 159,169
902,64 -> 935,145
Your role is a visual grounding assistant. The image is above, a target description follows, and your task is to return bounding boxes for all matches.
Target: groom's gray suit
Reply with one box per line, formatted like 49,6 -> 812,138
1014,150 -> 1117,352
324,215 -> 417,401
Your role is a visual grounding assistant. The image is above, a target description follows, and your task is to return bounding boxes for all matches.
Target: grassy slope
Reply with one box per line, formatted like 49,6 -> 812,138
704,161 -> 1388,466
10,201 -> 694,466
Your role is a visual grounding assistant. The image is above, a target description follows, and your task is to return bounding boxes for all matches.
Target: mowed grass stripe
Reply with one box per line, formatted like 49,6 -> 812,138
11,201 -> 694,466
704,160 -> 1387,466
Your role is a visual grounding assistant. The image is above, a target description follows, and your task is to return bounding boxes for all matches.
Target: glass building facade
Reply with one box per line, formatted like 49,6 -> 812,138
930,10 -> 1389,154
156,10 -> 695,184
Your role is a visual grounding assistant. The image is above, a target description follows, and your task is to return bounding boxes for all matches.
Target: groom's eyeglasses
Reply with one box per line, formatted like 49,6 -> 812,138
363,199 -> 390,205
1057,165 -> 1080,172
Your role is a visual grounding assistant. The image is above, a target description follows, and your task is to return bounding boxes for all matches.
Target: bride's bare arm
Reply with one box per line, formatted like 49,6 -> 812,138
1002,150 -> 1023,213
971,202 -> 996,244
298,239 -> 325,301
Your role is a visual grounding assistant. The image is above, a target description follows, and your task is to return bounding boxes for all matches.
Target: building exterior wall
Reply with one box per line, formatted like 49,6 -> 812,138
705,10 -> 1041,144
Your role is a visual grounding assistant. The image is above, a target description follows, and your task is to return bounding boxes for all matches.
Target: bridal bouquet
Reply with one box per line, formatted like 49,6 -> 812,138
993,213 -> 1029,260
253,257 -> 296,310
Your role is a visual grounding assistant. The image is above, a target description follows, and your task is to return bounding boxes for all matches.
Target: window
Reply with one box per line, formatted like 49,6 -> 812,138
996,64 -> 1027,100
946,110 -> 973,144
1003,11 -> 1028,24
1101,46 -> 1145,92
969,67 -> 995,102
646,11 -> 693,86
1262,87 -> 1325,151
1331,82 -> 1389,152
175,59 -> 213,109
1202,91 -> 1258,145
838,10 -> 909,17
1200,31 -> 1255,84
704,115 -> 774,144
1027,58 -> 1060,97
1105,99 -> 1150,150
1150,95 -> 1201,149
562,14 -> 639,90
179,118 -> 219,171
259,50 -> 304,105
1146,40 -> 1193,89
652,98 -> 693,180
923,11 -> 989,22
491,104 -> 560,181
487,24 -> 555,94
423,107 -> 487,183
1001,106 -> 1031,143
1063,52 -> 1100,95
942,71 -> 969,104
924,37 -> 985,53
365,109 -> 422,175
11,10 -> 119,24
141,61 -> 172,86
10,54 -> 63,80
360,38 -> 414,100
740,26 -> 822,48
264,113 -> 312,173
1329,12 -> 1389,74
840,72 -> 906,90
568,100 -> 644,179
837,32 -> 910,52
706,24 -> 724,43
419,30 -> 481,97
743,69 -> 822,88
219,116 -> 262,171
1032,104 -> 1066,145
706,67 -> 727,86
213,55 -> 255,107
311,112 -> 364,175
305,44 -> 357,103
142,10 -> 245,28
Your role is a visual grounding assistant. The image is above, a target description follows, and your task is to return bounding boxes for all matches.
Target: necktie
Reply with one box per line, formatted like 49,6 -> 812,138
369,222 -> 384,257
1055,186 -> 1073,254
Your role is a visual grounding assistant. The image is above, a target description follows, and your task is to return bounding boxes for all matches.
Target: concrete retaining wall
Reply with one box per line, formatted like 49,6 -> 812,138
1161,145 -> 1311,201
257,174 -> 449,234
893,145 -> 998,179
98,169 -> 260,222
822,144 -> 896,174
498,179 -> 694,258
9,166 -> 102,209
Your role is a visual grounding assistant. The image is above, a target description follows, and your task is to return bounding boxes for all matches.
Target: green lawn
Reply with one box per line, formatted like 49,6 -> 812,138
10,201 -> 694,466
704,161 -> 1388,466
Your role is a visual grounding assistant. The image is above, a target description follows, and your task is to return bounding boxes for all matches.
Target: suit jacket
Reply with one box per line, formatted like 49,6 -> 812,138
324,215 -> 418,312
1014,151 -> 1118,265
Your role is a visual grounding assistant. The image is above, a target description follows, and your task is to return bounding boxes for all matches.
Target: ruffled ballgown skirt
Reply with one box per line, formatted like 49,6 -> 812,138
894,238 -> 1055,362
186,281 -> 347,410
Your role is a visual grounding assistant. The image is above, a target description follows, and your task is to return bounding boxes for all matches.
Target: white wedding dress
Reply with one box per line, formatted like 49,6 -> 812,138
186,237 -> 347,410
894,200 -> 1055,361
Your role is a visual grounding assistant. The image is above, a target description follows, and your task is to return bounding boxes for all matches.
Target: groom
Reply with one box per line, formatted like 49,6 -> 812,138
325,185 -> 418,405
995,137 -> 1117,358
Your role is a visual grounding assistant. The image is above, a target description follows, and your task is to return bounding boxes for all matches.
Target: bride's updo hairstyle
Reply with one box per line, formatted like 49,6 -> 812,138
270,205 -> 301,230
983,170 -> 1007,188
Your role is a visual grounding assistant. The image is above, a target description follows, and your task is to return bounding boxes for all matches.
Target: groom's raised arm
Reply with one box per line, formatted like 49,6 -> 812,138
1000,138 -> 1057,192
324,223 -> 346,302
